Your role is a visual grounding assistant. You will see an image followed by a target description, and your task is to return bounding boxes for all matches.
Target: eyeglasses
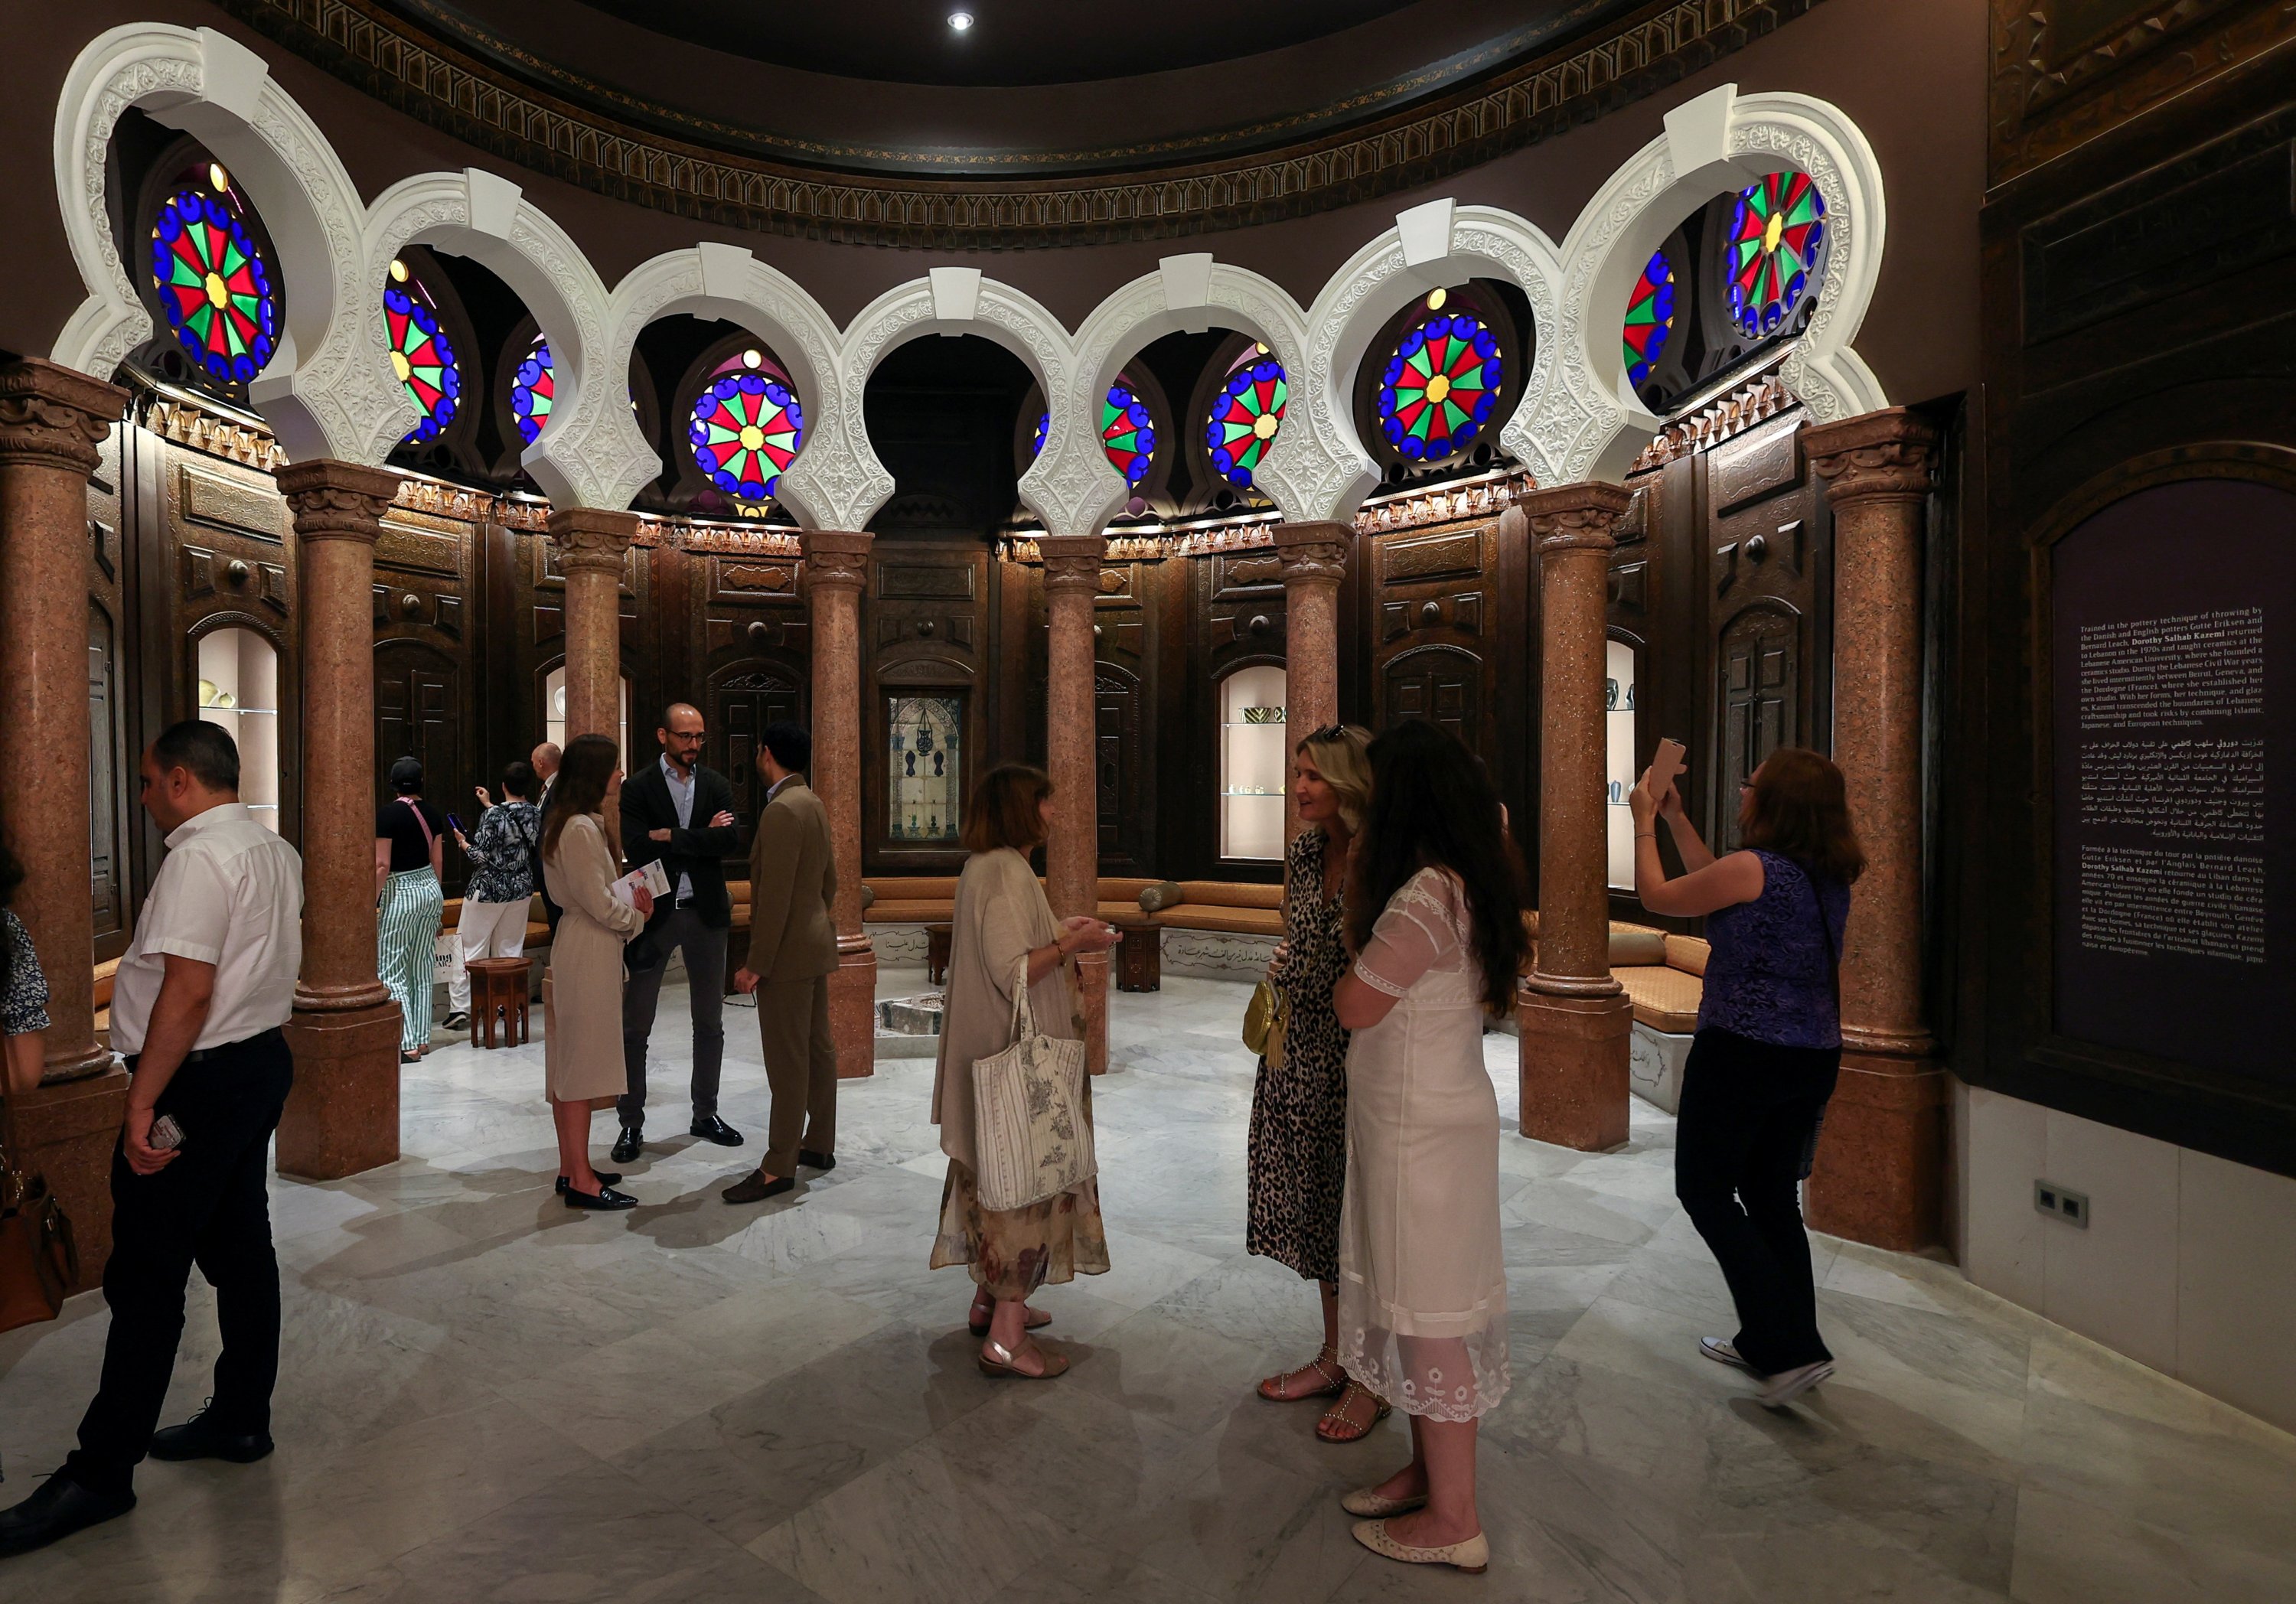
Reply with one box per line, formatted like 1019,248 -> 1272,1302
1304,724 -> 1348,743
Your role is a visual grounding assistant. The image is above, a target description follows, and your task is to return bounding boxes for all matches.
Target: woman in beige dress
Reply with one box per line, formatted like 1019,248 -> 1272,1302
540,732 -> 652,1211
930,764 -> 1120,1378
1330,720 -> 1529,1575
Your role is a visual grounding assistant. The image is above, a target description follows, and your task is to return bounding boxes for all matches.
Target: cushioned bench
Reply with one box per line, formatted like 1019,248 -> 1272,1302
1139,880 -> 1283,937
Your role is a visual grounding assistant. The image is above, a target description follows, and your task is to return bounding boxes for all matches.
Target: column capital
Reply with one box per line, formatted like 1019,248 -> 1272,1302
276,459 -> 403,544
1518,481 -> 1632,556
546,506 -> 641,575
800,528 -> 872,595
1273,520 -> 1349,585
1038,533 -> 1107,595
1804,407 -> 1938,505
0,358 -> 127,475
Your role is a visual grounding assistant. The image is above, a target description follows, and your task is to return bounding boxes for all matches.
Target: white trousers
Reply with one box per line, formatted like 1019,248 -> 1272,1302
448,898 -> 530,1012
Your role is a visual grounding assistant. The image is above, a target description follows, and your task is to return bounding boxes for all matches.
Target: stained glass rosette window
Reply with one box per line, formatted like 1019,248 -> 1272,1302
150,190 -> 279,384
1205,355 -> 1287,487
689,370 -> 804,504
1727,171 -> 1826,338
1621,250 -> 1676,391
1101,381 -> 1155,487
383,285 -> 460,444
1031,411 -> 1049,458
510,336 -> 555,445
1377,313 -> 1502,461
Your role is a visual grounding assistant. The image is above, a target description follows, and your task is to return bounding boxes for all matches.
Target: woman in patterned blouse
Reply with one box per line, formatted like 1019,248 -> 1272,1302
443,761 -> 543,1032
0,815 -> 50,1098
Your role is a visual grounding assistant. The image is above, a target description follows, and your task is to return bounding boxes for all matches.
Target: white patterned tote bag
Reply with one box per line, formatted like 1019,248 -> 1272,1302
970,961 -> 1096,1211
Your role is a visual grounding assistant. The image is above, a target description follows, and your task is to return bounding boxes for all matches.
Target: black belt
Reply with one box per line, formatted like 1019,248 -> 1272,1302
176,1026 -> 285,1065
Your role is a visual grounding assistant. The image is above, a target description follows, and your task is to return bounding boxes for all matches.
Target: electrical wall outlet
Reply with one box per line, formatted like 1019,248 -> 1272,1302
2034,1181 -> 2090,1227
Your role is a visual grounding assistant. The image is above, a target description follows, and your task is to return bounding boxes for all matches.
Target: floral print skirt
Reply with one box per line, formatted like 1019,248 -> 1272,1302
931,1159 -> 1110,1302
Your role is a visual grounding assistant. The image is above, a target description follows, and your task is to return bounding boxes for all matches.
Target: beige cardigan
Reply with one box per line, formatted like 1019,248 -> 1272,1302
931,847 -> 1078,1172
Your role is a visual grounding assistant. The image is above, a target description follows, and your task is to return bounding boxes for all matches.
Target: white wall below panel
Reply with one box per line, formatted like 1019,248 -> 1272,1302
2177,1149 -> 2296,1433
2041,1110 -> 2180,1373
1959,1083 -> 2047,1312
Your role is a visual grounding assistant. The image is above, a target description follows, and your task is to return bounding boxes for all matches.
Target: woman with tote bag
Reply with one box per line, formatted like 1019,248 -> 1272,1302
928,765 -> 1120,1379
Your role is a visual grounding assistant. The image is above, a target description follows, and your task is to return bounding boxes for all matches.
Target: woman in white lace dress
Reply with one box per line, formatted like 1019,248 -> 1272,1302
1331,720 -> 1530,1575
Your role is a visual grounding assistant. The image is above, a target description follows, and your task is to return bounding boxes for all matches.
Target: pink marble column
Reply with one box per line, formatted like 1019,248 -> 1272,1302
1039,535 -> 1109,1075
801,530 -> 876,1081
1518,482 -> 1636,1151
276,458 -> 406,1179
0,358 -> 131,1287
1274,520 -> 1348,841
548,508 -> 639,856
1803,409 -> 1943,1250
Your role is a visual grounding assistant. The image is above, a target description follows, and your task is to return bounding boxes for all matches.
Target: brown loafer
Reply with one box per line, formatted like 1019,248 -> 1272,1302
722,1170 -> 794,1205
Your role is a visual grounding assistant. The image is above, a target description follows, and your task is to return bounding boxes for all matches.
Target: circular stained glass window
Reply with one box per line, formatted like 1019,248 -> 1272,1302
1101,381 -> 1155,487
1376,311 -> 1502,461
383,283 -> 460,444
510,334 -> 554,446
1205,353 -> 1287,488
149,187 -> 279,384
1621,250 -> 1676,392
1031,410 -> 1049,458
688,360 -> 804,504
1727,171 -> 1826,339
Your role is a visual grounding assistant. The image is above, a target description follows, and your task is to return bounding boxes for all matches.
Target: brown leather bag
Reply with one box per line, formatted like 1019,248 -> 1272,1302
0,1136 -> 77,1334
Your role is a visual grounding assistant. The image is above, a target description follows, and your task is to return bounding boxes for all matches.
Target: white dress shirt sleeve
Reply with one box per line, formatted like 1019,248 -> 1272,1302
135,850 -> 236,967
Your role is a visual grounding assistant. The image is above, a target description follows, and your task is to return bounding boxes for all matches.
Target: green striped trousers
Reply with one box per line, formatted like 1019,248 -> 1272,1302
377,867 -> 444,1053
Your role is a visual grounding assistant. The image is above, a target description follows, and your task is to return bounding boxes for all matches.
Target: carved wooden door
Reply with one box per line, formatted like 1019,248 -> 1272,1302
376,643 -> 462,885
714,670 -> 801,829
88,607 -> 126,944
1095,668 -> 1146,866
1383,645 -> 1482,754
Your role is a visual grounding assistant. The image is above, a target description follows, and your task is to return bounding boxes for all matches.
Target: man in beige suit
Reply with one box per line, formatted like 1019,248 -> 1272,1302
724,722 -> 839,1203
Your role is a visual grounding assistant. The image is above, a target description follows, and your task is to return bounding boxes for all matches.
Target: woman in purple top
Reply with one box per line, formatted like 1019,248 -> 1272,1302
1629,748 -> 1863,1408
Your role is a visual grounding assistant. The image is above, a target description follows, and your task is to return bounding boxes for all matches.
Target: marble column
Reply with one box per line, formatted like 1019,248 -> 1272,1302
276,459 -> 405,1180
548,508 -> 639,859
1274,520 -> 1348,840
1803,408 -> 1943,1250
0,357 -> 130,1288
1518,482 -> 1636,1151
801,530 -> 876,1081
1039,535 -> 1109,1074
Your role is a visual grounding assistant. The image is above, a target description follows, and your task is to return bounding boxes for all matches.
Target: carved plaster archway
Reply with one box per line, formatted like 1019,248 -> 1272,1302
1549,83 -> 1889,479
51,24 -> 396,463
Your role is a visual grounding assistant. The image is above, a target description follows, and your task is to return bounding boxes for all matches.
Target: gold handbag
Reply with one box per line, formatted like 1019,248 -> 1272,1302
1243,980 -> 1290,1071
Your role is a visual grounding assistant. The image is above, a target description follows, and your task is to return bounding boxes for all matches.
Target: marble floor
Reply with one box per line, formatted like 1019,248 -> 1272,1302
5,973 -> 2295,1602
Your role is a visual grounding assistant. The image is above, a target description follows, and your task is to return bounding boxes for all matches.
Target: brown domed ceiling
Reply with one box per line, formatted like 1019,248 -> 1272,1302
220,0 -> 1826,246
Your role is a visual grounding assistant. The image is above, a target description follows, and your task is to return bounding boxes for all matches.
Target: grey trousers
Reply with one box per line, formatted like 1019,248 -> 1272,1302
619,905 -> 727,1126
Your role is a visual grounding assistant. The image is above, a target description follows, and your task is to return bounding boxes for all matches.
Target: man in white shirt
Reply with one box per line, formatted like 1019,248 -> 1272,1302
0,722 -> 303,1558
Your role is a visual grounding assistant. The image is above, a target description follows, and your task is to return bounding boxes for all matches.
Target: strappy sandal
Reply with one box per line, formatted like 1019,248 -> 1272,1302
977,1335 -> 1068,1380
1258,1344 -> 1346,1403
967,1302 -> 1052,1338
1317,1380 -> 1391,1443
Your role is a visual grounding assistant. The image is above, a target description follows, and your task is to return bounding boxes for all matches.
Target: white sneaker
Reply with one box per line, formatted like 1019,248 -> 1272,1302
1757,1360 -> 1834,1408
1699,1337 -> 1754,1372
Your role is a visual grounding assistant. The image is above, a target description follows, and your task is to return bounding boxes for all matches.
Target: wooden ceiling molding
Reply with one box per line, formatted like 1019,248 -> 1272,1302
213,0 -> 1825,249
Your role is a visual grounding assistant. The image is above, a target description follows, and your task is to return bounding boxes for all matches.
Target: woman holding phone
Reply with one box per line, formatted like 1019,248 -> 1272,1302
1629,747 -> 1861,1407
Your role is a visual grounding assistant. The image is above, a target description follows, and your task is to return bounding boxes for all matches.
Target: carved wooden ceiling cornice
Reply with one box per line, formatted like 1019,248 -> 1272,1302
1629,368 -> 1798,474
215,0 -> 1823,248
1988,0 -> 2296,186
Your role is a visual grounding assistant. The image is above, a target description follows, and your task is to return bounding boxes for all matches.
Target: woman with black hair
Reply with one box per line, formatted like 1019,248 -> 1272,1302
1329,719 -> 1528,1575
375,755 -> 448,1063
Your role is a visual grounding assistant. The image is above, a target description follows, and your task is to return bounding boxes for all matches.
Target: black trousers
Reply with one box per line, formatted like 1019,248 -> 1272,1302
619,906 -> 727,1126
1673,1027 -> 1839,1377
63,1030 -> 293,1497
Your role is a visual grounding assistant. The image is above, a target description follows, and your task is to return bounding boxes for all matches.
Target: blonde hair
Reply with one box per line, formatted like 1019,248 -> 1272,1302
1296,724 -> 1375,833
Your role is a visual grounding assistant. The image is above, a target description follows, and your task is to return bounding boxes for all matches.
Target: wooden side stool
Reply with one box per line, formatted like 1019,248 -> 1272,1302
926,922 -> 954,986
1112,914 -> 1160,993
465,957 -> 531,1048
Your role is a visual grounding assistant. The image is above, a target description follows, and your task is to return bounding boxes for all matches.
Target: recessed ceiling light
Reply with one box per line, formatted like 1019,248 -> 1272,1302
208,162 -> 230,192
948,11 -> 974,31
389,258 -> 409,282
1427,287 -> 1448,311
742,348 -> 762,368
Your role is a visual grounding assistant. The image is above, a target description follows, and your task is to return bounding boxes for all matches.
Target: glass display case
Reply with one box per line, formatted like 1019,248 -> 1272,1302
1220,663 -> 1287,862
196,628 -> 279,832
543,667 -> 632,769
1606,637 -> 1638,890
887,693 -> 964,843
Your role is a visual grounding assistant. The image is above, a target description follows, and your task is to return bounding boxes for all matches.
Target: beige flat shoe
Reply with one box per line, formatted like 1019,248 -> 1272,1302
977,1336 -> 1069,1380
1352,1518 -> 1489,1573
1341,1487 -> 1429,1518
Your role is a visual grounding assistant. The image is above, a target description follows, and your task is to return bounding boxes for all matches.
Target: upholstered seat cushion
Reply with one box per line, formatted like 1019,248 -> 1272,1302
1615,963 -> 1702,1033
1521,914 -> 1671,971
1156,904 -> 1284,935
1664,934 -> 1710,976
1173,881 -> 1283,910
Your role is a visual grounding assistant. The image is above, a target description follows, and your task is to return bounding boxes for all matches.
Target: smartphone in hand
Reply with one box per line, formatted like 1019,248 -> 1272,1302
446,812 -> 465,836
148,1113 -> 186,1152
1649,738 -> 1687,799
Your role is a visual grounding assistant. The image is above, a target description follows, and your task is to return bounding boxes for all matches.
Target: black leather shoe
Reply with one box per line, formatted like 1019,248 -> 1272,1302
797,1149 -> 836,1172
0,1475 -> 136,1557
609,1126 -> 643,1165
555,1171 -> 621,1193
148,1403 -> 273,1464
722,1169 -> 794,1204
563,1184 -> 639,1211
690,1115 -> 744,1146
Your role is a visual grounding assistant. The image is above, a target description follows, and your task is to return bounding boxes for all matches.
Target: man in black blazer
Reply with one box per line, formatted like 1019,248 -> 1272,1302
615,702 -> 743,1159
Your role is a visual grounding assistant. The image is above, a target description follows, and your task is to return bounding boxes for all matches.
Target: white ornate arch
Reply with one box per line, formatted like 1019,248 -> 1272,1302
1066,256 -> 1314,527
1262,199 -> 1571,523
1548,83 -> 1889,480
585,245 -> 848,523
806,270 -> 1084,535
51,24 -> 396,463
357,170 -> 615,500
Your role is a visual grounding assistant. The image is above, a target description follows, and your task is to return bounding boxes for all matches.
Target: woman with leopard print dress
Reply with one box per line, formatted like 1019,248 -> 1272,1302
1247,723 -> 1387,1443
